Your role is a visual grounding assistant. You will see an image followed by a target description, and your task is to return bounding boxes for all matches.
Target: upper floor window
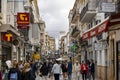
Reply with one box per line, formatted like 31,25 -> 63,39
96,20 -> 101,25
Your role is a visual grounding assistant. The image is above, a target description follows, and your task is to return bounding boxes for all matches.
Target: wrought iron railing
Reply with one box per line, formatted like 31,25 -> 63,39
71,26 -> 79,36
80,3 -> 88,21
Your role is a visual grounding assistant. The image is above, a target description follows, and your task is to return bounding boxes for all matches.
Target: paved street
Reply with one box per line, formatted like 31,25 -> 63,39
35,73 -> 82,80
35,73 -> 100,80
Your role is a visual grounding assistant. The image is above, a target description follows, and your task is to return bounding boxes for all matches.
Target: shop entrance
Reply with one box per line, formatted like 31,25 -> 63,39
117,41 -> 120,80
2,46 -> 12,73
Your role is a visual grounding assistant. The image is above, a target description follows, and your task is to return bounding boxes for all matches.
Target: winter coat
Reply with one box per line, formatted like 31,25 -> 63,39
51,63 -> 62,74
8,68 -> 21,80
80,64 -> 89,74
61,63 -> 68,72
22,68 -> 35,80
73,63 -> 80,72
67,61 -> 72,74
40,65 -> 49,76
90,63 -> 95,73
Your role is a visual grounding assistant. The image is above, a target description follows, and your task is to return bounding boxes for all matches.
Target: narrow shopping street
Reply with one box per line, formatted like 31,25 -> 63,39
0,0 -> 120,80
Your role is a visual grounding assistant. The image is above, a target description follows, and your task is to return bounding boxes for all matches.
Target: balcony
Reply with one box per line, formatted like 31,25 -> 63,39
80,2 -> 96,23
71,9 -> 79,23
71,26 -> 80,38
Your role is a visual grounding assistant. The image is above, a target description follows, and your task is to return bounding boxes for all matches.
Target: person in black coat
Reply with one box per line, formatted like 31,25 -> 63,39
22,63 -> 35,80
40,62 -> 49,80
61,61 -> 68,79
90,59 -> 95,80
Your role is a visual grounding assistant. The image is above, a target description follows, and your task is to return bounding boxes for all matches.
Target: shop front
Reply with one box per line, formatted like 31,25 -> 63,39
108,13 -> 120,80
117,41 -> 120,80
0,24 -> 20,73
82,18 -> 109,80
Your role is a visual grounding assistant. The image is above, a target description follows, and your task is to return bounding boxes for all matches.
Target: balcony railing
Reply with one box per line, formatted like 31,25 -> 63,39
80,2 -> 96,22
71,26 -> 80,37
71,9 -> 79,23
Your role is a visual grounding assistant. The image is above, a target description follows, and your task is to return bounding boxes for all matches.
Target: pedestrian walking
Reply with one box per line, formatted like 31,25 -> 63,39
51,60 -> 62,80
8,61 -> 21,80
48,60 -> 53,78
40,62 -> 49,80
61,60 -> 68,79
22,62 -> 35,80
80,61 -> 89,80
67,59 -> 72,80
2,64 -> 9,80
73,60 -> 80,80
89,59 -> 95,80
18,61 -> 24,72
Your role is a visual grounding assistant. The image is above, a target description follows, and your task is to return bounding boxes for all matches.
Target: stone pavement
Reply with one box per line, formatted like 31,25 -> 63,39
35,73 -> 98,80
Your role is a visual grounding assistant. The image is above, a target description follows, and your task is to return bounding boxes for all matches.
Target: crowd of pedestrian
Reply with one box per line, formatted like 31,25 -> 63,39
2,58 -> 95,80
2,60 -> 40,80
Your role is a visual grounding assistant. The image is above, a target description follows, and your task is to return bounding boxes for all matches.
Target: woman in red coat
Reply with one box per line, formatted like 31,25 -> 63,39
80,61 -> 89,80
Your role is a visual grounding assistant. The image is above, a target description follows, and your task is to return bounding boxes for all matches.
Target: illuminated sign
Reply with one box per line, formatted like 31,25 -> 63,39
2,33 -> 13,42
17,13 -> 30,25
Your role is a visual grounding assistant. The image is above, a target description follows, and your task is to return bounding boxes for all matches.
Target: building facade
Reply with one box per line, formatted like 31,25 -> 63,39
69,0 -> 120,80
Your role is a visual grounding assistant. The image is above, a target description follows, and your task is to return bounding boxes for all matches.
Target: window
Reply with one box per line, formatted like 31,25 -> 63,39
96,20 -> 101,25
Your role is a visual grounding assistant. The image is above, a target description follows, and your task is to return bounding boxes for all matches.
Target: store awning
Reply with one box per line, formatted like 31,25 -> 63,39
0,24 -> 20,36
82,18 -> 109,41
82,13 -> 120,41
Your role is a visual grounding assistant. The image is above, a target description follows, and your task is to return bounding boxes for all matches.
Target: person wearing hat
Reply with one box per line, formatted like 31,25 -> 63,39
73,60 -> 81,80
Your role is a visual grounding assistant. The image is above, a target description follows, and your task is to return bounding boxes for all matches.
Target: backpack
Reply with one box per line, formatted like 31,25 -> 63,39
10,72 -> 18,80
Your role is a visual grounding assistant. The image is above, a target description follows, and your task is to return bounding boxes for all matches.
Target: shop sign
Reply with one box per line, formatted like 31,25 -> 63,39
17,25 -> 29,29
17,13 -> 29,25
94,42 -> 102,51
82,19 -> 109,41
2,33 -> 13,42
98,2 -> 115,12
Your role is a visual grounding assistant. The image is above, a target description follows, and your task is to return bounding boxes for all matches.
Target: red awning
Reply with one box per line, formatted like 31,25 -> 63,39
82,18 -> 109,41
82,13 -> 120,41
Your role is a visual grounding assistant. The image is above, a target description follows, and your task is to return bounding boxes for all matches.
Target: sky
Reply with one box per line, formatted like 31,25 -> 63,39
38,0 -> 75,38
38,0 -> 75,50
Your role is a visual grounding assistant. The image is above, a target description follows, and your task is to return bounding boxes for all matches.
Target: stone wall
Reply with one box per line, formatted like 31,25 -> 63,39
97,66 -> 107,80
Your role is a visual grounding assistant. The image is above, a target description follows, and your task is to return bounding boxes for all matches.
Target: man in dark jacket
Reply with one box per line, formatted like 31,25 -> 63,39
67,60 -> 72,80
90,59 -> 95,80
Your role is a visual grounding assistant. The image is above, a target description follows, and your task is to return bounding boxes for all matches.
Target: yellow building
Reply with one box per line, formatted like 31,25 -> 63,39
48,36 -> 56,52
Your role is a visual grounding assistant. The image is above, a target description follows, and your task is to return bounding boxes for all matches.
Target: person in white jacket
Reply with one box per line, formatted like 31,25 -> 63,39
51,60 -> 62,80
73,60 -> 81,80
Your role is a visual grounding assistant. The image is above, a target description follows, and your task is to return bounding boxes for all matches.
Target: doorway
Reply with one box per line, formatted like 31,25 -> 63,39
117,41 -> 120,80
